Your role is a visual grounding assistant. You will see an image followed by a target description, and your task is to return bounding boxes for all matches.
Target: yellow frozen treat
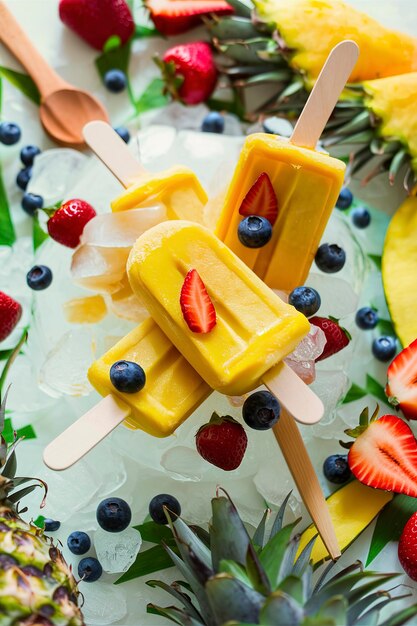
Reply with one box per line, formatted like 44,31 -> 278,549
127,220 -> 310,396
111,166 -> 208,224
88,317 -> 211,437
216,133 -> 345,292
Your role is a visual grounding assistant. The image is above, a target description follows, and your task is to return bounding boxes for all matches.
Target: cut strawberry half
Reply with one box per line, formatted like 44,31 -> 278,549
180,269 -> 216,334
146,0 -> 234,36
386,338 -> 417,420
239,172 -> 278,226
341,407 -> 417,497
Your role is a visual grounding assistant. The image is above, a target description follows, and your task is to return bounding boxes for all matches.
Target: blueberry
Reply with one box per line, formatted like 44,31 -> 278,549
0,122 -> 21,146
44,518 -> 61,532
315,243 -> 346,273
20,145 -> 41,166
96,497 -> 132,532
323,454 -> 351,484
351,206 -> 371,228
336,187 -> 353,210
114,126 -> 130,143
26,265 -> 53,291
104,69 -> 127,93
238,216 -> 272,248
21,193 -> 43,216
242,390 -> 280,431
355,307 -> 379,330
67,531 -> 91,555
110,360 -> 146,394
16,167 -> 32,191
289,286 -> 321,317
149,494 -> 181,525
372,336 -> 397,362
201,111 -> 224,134
78,557 -> 102,582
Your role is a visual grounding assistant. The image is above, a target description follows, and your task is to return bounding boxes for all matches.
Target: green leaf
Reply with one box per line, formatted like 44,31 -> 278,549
33,515 -> 45,529
95,41 -> 131,77
260,521 -> 299,589
0,67 -> 40,105
277,576 -> 304,605
33,213 -> 49,251
316,596 -> 347,625
205,575 -> 264,625
0,350 -> 13,362
377,318 -> 397,338
103,35 -> 122,52
366,375 -> 388,404
260,591 -> 303,626
368,254 -> 382,270
342,382 -> 367,404
219,559 -> 252,587
269,491 -> 292,540
114,543 -> 176,584
378,605 -> 417,626
134,520 -> 173,544
252,508 -> 270,548
2,418 -> 36,444
366,494 -> 417,566
0,161 -> 15,246
210,495 -> 251,570
146,580 -> 203,622
134,24 -> 161,38
135,78 -> 168,115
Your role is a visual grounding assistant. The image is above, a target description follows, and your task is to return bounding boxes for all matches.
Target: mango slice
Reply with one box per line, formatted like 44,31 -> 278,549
298,480 -> 393,565
382,194 -> 417,348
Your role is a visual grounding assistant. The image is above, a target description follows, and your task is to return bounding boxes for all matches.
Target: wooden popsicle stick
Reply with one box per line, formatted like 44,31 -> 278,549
273,409 -> 341,559
291,40 -> 359,149
83,120 -> 146,188
43,395 -> 130,471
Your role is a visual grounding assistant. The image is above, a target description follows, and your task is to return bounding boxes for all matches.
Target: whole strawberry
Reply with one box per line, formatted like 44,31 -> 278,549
196,412 -> 247,471
310,316 -> 350,361
0,292 -> 22,342
47,199 -> 96,248
398,511 -> 417,581
59,0 -> 134,51
158,42 -> 218,105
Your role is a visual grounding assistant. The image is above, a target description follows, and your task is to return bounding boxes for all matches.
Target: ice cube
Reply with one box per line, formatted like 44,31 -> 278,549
307,273 -> 358,318
94,527 -> 142,574
71,245 -> 129,293
38,328 -> 95,397
82,583 -> 127,625
147,101 -> 209,132
161,446 -> 207,482
81,206 -> 167,248
27,149 -> 88,206
254,462 -> 301,517
284,324 -> 327,383
310,369 -> 350,438
110,288 -> 149,323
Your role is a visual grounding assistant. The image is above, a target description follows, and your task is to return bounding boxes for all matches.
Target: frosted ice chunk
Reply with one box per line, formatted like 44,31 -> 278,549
147,101 -> 208,132
95,527 -> 142,574
81,206 -> 166,248
71,245 -> 129,293
285,325 -> 327,383
82,583 -> 127,625
27,149 -> 88,206
161,446 -> 207,482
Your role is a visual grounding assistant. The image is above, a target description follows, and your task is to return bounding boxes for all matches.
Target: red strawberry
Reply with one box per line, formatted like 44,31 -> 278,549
47,199 -> 96,248
398,511 -> 417,581
180,269 -> 216,334
147,0 -> 233,36
0,292 -> 22,342
59,0 -> 134,51
158,42 -> 218,105
385,338 -> 417,420
310,316 -> 350,361
342,407 -> 417,497
196,412 -> 248,471
239,173 -> 278,226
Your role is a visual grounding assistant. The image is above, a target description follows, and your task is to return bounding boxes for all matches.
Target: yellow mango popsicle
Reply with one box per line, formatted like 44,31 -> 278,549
88,317 -> 211,437
127,220 -> 310,396
216,133 -> 345,291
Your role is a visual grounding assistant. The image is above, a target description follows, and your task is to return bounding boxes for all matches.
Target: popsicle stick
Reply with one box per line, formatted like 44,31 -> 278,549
291,40 -> 359,149
83,120 -> 146,188
273,409 -> 341,559
263,362 -> 323,425
43,395 -> 130,471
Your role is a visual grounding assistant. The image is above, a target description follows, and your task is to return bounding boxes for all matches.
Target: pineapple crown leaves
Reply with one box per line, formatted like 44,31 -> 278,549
340,405 -> 379,449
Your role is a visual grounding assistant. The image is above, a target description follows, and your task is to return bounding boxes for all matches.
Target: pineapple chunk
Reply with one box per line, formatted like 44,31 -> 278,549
298,480 -> 392,565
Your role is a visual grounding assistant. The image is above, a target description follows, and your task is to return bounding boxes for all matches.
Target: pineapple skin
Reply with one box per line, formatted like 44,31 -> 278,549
0,504 -> 85,626
255,0 -> 417,83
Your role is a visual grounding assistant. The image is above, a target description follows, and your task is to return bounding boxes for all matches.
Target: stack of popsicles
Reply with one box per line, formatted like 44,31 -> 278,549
44,41 -> 359,560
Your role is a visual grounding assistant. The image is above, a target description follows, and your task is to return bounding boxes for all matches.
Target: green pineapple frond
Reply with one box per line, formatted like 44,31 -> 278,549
146,491 -> 417,626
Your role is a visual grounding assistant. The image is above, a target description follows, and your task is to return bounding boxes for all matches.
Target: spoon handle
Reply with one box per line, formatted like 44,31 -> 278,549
0,2 -> 68,98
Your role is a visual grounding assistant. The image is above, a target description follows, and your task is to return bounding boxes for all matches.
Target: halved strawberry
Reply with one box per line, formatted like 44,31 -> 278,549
146,0 -> 234,36
341,406 -> 417,497
386,338 -> 417,420
239,172 -> 278,225
180,269 -> 216,334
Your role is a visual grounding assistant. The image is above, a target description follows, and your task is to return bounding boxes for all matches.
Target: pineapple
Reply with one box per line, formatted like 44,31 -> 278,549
0,388 -> 85,626
147,491 -> 417,625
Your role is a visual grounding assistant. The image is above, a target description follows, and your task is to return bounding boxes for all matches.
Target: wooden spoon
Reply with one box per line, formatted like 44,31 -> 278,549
0,1 -> 109,148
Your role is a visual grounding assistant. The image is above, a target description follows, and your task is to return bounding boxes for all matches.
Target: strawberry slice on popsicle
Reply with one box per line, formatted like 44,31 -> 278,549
180,269 -> 216,334
239,172 -> 279,226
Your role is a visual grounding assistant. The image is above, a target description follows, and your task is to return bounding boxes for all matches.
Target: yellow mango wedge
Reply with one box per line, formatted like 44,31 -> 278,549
382,193 -> 417,348
298,480 -> 393,565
